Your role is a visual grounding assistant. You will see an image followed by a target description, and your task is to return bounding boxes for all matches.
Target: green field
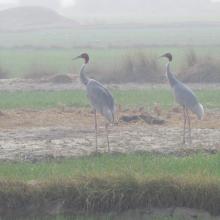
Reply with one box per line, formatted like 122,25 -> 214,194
1,27 -> 220,48
1,153 -> 219,182
0,26 -> 220,77
0,88 -> 219,109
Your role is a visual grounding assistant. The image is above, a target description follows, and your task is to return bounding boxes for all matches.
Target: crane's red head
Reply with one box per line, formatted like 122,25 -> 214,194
160,53 -> 173,62
73,53 -> 89,64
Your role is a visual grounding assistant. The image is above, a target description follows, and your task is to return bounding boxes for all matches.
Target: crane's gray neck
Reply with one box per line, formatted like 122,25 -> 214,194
166,62 -> 178,87
80,64 -> 89,85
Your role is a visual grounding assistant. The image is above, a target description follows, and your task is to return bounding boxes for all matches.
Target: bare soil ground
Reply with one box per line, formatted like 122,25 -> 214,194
0,78 -> 220,91
0,107 -> 219,161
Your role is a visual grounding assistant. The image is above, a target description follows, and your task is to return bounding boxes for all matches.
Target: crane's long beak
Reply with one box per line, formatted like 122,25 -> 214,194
72,55 -> 81,61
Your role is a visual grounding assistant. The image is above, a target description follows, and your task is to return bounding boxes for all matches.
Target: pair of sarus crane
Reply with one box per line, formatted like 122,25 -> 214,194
73,53 -> 204,152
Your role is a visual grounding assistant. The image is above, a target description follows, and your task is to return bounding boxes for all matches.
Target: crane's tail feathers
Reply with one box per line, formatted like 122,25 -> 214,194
104,107 -> 115,124
192,103 -> 204,120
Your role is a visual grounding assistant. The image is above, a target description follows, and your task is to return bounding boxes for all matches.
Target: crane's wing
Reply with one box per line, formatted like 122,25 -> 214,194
173,81 -> 198,107
173,81 -> 204,119
86,79 -> 115,122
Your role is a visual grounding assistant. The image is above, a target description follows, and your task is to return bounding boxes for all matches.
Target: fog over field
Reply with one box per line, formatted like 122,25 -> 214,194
1,0 -> 220,22
0,1 -> 220,220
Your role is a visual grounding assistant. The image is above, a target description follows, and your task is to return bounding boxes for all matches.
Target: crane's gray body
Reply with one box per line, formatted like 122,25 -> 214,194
161,52 -> 204,144
173,82 -> 197,109
80,63 -> 115,123
86,79 -> 115,123
166,63 -> 204,119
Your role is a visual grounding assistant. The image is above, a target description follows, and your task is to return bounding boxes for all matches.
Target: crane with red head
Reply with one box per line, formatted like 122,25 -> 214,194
160,52 -> 204,144
73,53 -> 115,152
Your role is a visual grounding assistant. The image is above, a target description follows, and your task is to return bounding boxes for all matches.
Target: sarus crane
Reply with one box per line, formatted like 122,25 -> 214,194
73,53 -> 115,152
160,53 -> 204,144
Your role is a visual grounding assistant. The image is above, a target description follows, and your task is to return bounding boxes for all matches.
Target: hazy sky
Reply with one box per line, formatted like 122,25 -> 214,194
0,0 -> 220,21
0,0 -> 75,7
0,0 -> 219,9
0,0 -> 219,7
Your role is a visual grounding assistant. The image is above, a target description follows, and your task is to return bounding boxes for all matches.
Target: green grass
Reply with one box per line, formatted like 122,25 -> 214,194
0,88 -> 219,110
0,90 -> 87,109
1,27 -> 220,48
1,153 -> 220,182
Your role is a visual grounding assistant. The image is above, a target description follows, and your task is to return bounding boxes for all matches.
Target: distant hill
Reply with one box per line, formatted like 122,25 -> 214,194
0,6 -> 78,32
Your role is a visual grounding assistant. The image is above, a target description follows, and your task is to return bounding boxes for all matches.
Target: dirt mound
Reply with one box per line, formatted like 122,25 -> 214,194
0,6 -> 78,32
50,74 -> 73,84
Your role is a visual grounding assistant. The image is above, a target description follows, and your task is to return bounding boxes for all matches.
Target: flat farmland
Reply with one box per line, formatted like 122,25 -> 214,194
0,25 -> 220,77
0,83 -> 219,161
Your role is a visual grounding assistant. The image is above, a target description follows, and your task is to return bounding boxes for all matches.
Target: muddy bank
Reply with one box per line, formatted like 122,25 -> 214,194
1,176 -> 220,219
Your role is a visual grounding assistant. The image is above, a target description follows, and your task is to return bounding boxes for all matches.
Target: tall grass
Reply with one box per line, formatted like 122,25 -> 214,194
90,52 -> 163,83
180,49 -> 220,83
0,153 -> 220,217
0,46 -> 220,79
25,62 -> 58,79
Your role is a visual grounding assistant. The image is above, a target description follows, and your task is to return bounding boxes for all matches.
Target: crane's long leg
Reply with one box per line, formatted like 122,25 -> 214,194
105,123 -> 110,153
94,110 -> 98,152
186,109 -> 192,145
183,107 -> 187,145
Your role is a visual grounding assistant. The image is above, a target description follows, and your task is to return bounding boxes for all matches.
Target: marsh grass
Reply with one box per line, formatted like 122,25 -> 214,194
0,153 -> 220,217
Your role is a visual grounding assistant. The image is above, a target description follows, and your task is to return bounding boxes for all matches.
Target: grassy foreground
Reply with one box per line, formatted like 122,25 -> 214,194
0,153 -> 220,217
0,88 -> 219,109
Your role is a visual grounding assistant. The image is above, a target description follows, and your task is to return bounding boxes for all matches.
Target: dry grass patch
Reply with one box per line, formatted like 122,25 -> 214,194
0,176 -> 219,217
88,52 -> 163,84
180,50 -> 220,83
